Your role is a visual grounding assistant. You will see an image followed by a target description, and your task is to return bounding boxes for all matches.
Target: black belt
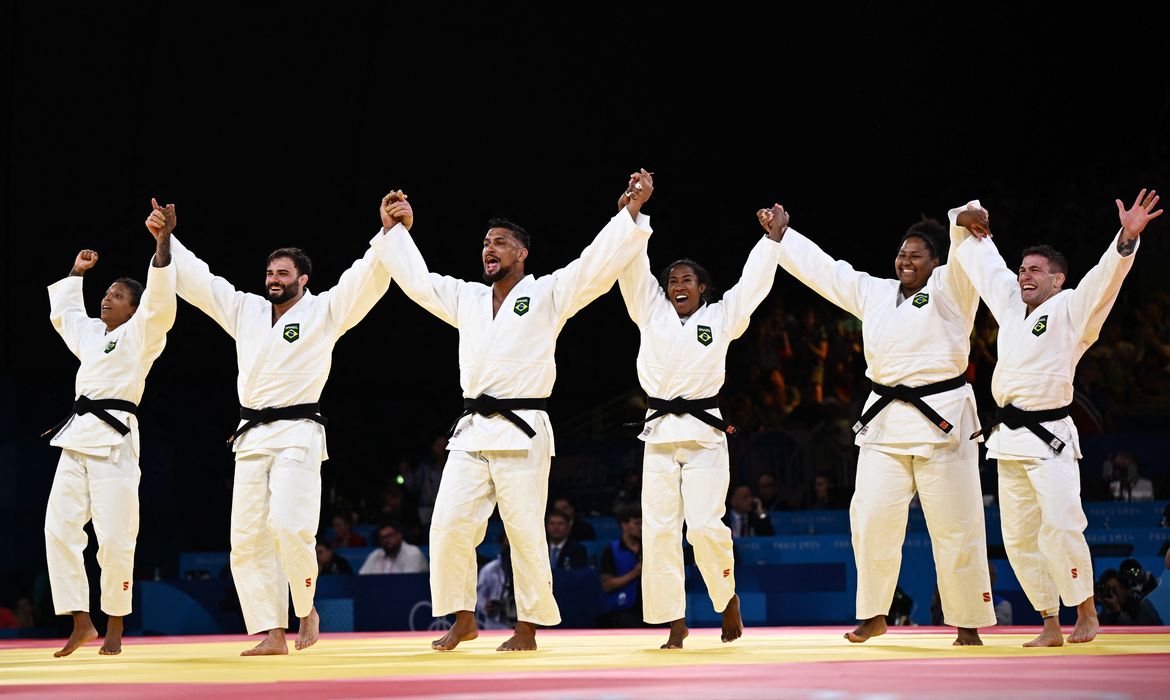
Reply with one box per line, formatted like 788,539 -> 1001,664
852,375 -> 967,436
230,403 -> 327,444
983,403 -> 1071,454
448,395 -> 547,439
623,396 -> 737,435
42,396 -> 138,440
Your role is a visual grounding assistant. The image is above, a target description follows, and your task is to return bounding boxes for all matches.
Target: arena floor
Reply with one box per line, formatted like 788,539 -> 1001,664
2,626 -> 1168,699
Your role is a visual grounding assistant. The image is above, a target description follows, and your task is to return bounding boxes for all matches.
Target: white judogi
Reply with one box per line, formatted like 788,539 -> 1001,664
776,204 -> 995,629
618,236 -> 782,624
45,261 -> 176,617
954,231 -> 1137,616
376,210 -> 652,626
170,232 -> 393,635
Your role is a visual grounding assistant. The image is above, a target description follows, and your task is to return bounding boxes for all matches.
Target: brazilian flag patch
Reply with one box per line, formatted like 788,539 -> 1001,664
514,297 -> 530,316
283,323 -> 300,343
912,292 -> 930,308
697,325 -> 713,346
103,340 -> 117,354
1031,315 -> 1048,337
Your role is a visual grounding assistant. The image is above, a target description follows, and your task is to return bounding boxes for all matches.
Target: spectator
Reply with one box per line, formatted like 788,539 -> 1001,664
1104,452 -> 1154,501
358,522 -> 429,575
316,539 -> 353,575
756,473 -> 787,512
806,472 -> 848,510
1097,569 -> 1162,625
371,484 -> 424,543
553,496 -> 595,542
1119,558 -> 1160,599
331,514 -> 367,548
725,485 -> 776,537
476,535 -> 516,630
546,510 -> 587,570
409,435 -> 448,528
599,504 -> 644,627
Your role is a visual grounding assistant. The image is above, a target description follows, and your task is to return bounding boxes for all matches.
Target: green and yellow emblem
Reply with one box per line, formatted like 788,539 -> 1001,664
1031,315 -> 1048,337
912,292 -> 929,308
283,323 -> 300,343
697,325 -> 713,346
514,297 -> 530,316
103,340 -> 117,354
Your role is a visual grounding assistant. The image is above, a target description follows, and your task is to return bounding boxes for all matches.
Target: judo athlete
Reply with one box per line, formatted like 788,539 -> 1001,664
617,180 -> 786,649
375,171 -> 655,651
759,200 -> 996,644
953,189 -> 1161,646
44,201 -> 177,656
169,193 -> 403,655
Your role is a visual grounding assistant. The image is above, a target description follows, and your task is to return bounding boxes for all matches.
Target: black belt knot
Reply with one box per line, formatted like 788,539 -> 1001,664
623,395 -> 737,436
230,403 -> 327,444
982,403 -> 1071,454
42,395 -> 139,440
448,395 -> 548,439
852,374 -> 967,436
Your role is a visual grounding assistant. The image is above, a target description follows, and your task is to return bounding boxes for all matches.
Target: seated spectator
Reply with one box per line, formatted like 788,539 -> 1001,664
372,484 -> 424,543
599,504 -> 644,627
725,485 -> 775,537
553,496 -> 596,541
546,510 -> 587,570
1097,569 -> 1162,625
806,472 -> 848,510
359,522 -> 429,575
331,513 -> 367,548
477,535 -> 516,630
1119,558 -> 1160,598
756,473 -> 787,512
316,539 -> 353,575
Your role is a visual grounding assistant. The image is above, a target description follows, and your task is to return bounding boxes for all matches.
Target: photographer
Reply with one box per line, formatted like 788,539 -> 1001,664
1096,569 -> 1163,625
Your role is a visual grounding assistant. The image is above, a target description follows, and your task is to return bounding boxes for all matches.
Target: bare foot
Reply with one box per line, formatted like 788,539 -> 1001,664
497,621 -> 537,651
99,616 -> 124,655
54,612 -> 98,658
662,619 -> 689,649
721,595 -> 744,643
953,627 -> 983,646
844,615 -> 886,643
241,629 -> 288,656
295,608 -> 319,651
432,610 -> 478,651
1068,599 -> 1099,644
1023,616 -> 1064,648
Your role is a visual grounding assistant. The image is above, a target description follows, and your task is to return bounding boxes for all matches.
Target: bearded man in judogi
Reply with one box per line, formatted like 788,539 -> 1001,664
169,194 -> 404,655
374,171 -> 655,652
44,200 -> 177,657
953,189 -> 1161,647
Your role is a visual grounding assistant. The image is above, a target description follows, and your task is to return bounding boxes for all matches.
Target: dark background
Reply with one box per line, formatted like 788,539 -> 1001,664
2,4 -> 1168,586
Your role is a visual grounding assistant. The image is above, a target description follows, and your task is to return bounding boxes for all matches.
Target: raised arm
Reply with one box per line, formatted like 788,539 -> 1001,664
616,244 -> 664,328
720,206 -> 787,338
131,200 -> 178,352
170,229 -> 252,339
953,234 -> 1020,324
1067,189 -> 1159,340
48,249 -> 103,357
758,204 -> 870,319
551,170 -> 655,323
931,201 -> 985,319
371,190 -> 464,328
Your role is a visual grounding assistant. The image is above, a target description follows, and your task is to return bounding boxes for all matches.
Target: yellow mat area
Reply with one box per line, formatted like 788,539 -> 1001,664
2,630 -> 1168,686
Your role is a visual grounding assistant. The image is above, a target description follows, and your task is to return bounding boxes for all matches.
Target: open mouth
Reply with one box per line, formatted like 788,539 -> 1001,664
673,293 -> 689,307
484,257 -> 500,275
1021,283 -> 1037,292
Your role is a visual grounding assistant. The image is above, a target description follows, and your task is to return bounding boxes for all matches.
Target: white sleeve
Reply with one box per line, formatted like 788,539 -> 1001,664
616,243 -> 662,328
372,224 -> 464,328
125,259 -> 178,357
720,236 -> 783,339
170,235 -> 251,339
358,551 -> 378,575
934,201 -> 982,320
953,235 -> 1021,324
549,209 -> 653,324
1066,230 -> 1138,344
320,231 -> 393,338
776,228 -> 872,319
47,276 -> 96,359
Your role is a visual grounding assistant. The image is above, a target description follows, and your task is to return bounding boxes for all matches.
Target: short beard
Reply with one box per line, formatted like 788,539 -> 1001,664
267,282 -> 300,304
483,266 -> 509,284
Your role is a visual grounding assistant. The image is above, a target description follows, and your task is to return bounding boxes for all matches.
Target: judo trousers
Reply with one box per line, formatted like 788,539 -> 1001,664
45,444 -> 140,617
852,440 -> 996,628
997,451 -> 1094,616
640,440 -> 736,624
